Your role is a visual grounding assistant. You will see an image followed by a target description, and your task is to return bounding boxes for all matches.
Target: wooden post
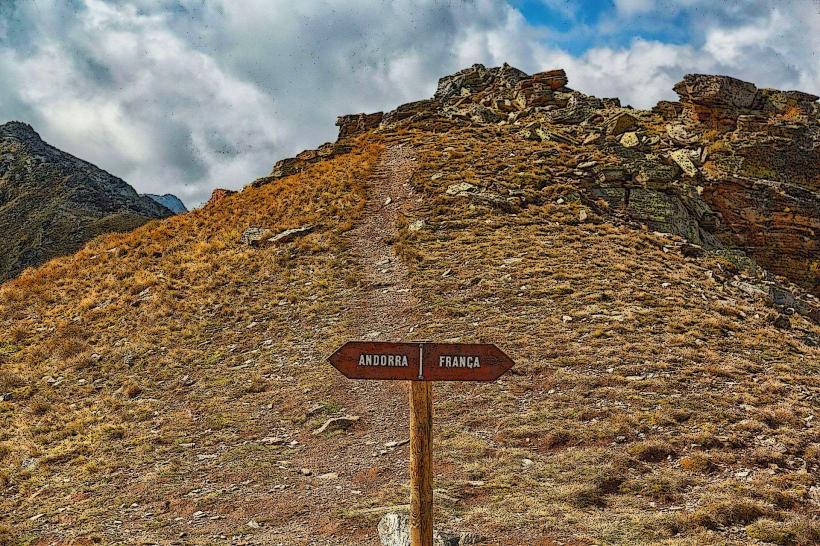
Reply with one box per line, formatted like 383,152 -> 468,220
409,380 -> 433,546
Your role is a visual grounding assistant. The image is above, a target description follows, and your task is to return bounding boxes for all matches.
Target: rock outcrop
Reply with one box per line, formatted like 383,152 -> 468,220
205,188 -> 237,207
258,65 -> 819,297
0,121 -> 174,282
336,112 -> 383,139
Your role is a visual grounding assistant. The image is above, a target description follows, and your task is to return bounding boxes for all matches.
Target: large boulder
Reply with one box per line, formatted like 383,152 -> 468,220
674,74 -> 760,109
673,74 -> 763,131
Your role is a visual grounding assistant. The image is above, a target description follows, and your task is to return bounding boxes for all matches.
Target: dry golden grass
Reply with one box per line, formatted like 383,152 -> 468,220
0,121 -> 817,546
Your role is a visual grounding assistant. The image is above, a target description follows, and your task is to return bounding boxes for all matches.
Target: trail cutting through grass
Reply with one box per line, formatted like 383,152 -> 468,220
345,144 -> 422,341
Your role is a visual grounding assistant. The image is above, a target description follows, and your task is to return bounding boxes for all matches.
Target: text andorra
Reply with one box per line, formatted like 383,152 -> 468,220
356,354 -> 482,369
358,354 -> 409,367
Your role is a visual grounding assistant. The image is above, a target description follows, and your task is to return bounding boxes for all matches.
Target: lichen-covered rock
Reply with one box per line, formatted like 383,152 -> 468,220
240,227 -> 273,247
604,112 -> 638,135
669,149 -> 698,177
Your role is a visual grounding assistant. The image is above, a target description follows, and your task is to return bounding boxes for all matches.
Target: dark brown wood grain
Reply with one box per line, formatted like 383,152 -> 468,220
409,381 -> 433,546
327,341 -> 514,381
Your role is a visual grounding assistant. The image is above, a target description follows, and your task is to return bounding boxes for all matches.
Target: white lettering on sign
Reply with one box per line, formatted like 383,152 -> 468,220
358,354 -> 409,367
438,355 -> 481,369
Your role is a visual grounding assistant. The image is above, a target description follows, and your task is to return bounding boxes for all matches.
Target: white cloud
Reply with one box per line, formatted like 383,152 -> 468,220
0,0 -> 817,206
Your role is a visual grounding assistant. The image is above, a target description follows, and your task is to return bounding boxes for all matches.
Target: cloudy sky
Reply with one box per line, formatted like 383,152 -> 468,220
1,0 -> 818,206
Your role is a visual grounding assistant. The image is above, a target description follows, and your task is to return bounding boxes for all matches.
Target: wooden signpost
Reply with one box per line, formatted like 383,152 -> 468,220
327,341 -> 514,546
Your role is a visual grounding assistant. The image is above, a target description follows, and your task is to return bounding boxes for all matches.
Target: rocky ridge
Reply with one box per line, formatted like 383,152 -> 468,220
1,66 -> 819,545
266,63 -> 819,310
0,121 -> 177,282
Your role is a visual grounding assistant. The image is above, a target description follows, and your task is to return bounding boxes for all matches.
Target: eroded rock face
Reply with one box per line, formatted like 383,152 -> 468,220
673,73 -> 819,133
336,112 -> 383,139
668,75 -> 820,293
673,74 -> 762,131
701,176 -> 820,294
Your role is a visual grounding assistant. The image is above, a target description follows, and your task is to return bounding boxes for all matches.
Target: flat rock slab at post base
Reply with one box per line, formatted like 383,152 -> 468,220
378,513 -> 484,546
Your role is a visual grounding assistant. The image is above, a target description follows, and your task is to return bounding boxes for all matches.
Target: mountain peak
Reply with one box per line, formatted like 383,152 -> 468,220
0,120 -> 42,141
0,123 -> 175,281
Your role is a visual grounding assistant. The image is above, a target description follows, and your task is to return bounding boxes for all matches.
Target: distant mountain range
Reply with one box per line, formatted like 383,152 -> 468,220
0,121 -> 183,282
142,193 -> 188,214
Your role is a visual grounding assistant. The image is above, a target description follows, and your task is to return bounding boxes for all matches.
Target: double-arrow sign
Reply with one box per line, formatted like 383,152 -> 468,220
327,341 -> 515,546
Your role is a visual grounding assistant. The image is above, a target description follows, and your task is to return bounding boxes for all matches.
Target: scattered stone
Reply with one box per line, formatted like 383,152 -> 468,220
246,519 -> 261,529
680,243 -> 705,258
772,314 -> 791,330
21,458 -> 37,469
259,437 -> 284,446
604,112 -> 638,135
578,209 -> 588,222
269,224 -> 315,244
300,468 -> 312,476
318,472 -> 339,480
620,131 -> 639,148
669,149 -> 698,177
583,133 -> 602,145
313,415 -> 360,435
241,227 -> 273,247
384,439 -> 410,448
408,219 -> 426,232
446,182 -> 477,195
0,392 -> 11,401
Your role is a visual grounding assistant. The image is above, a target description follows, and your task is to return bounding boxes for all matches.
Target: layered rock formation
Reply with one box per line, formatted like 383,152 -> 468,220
267,64 -> 818,298
0,122 -> 176,282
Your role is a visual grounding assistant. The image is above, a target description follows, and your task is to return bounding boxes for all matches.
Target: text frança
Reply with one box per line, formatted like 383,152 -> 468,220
357,354 -> 482,369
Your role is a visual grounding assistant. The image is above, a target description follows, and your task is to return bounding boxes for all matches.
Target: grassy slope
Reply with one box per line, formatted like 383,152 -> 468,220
0,126 -> 818,546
